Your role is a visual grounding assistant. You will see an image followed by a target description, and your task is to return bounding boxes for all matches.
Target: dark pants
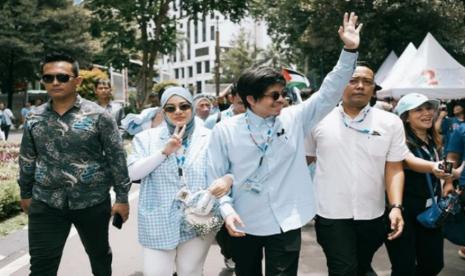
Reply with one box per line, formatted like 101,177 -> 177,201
315,215 -> 386,276
28,198 -> 112,276
231,228 -> 301,276
216,224 -> 234,259
1,125 -> 10,140
385,206 -> 444,276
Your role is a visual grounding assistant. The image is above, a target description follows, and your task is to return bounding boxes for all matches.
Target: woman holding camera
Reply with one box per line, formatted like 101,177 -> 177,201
127,87 -> 232,276
386,93 -> 452,276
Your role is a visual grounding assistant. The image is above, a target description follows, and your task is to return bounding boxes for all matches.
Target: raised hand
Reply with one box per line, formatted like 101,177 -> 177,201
338,12 -> 363,50
162,124 -> 186,156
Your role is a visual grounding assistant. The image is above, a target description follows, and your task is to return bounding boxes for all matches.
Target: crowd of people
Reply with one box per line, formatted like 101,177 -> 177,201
14,11 -> 465,276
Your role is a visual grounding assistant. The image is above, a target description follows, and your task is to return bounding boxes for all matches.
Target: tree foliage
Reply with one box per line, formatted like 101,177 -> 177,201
85,0 -> 249,108
252,0 -> 465,88
0,0 -> 95,107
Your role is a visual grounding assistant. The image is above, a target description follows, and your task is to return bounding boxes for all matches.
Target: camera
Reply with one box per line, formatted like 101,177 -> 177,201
438,160 -> 453,174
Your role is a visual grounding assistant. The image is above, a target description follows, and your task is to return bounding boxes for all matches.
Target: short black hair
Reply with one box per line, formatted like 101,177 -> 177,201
236,67 -> 286,108
95,78 -> 111,88
40,52 -> 79,77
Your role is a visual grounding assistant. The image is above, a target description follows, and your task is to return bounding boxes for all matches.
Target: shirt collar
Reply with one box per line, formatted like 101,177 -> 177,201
338,103 -> 371,121
246,109 -> 275,127
46,94 -> 82,111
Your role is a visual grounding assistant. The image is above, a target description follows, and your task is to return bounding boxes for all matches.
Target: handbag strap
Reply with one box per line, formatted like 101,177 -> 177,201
415,148 -> 438,206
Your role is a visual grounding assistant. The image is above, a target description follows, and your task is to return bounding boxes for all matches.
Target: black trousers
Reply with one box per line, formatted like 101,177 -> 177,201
315,215 -> 386,276
385,206 -> 444,276
1,125 -> 10,140
216,224 -> 234,259
231,228 -> 301,276
28,198 -> 112,276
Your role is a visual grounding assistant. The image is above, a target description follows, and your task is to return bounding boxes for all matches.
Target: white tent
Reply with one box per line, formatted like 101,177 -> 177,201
377,43 -> 417,98
375,51 -> 398,84
377,33 -> 465,100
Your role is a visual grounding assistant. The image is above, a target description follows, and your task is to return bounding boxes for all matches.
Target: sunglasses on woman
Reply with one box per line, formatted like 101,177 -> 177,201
163,103 -> 192,113
41,74 -> 75,84
263,89 -> 288,101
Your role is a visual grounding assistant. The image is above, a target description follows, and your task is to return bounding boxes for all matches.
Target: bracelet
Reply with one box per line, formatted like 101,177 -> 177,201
389,204 -> 404,212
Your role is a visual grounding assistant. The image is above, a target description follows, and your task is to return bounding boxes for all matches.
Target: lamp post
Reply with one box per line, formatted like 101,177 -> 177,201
215,16 -> 220,96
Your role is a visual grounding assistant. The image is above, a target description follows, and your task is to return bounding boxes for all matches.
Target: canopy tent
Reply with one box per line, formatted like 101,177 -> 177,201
377,43 -> 417,98
377,33 -> 465,100
375,51 -> 398,84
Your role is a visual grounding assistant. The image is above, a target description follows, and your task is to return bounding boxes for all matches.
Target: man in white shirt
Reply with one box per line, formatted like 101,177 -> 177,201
208,12 -> 362,276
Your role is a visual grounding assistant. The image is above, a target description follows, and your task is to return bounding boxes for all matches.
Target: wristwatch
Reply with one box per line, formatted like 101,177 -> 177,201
389,204 -> 404,212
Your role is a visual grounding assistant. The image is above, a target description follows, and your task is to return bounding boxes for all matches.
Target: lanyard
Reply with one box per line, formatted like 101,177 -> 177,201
176,138 -> 190,177
245,112 -> 274,166
340,107 -> 381,136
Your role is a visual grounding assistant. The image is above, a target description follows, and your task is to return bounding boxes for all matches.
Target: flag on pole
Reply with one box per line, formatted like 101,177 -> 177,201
282,68 -> 310,90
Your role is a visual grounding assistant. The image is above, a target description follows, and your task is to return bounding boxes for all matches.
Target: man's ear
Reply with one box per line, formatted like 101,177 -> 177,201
74,76 -> 83,87
246,95 -> 256,107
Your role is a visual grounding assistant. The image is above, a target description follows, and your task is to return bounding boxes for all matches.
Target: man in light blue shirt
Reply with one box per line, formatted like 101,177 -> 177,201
204,83 -> 246,129
207,12 -> 362,275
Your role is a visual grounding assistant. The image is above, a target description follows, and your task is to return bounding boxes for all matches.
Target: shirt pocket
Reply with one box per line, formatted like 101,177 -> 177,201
363,136 -> 390,157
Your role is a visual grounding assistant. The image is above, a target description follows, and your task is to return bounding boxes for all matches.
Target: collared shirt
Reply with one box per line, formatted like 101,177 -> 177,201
0,108 -> 14,126
204,105 -> 236,129
100,101 -> 125,126
18,95 -> 131,210
208,50 -> 357,236
305,104 -> 409,220
128,124 -> 211,250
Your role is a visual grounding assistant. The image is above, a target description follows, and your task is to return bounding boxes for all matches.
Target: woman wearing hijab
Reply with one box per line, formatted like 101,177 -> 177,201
128,87 -> 233,276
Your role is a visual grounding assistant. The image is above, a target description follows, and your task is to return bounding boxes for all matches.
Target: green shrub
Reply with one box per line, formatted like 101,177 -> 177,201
0,179 -> 21,221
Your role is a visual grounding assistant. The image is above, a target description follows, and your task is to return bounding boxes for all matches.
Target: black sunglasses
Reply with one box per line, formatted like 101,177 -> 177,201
263,89 -> 288,101
41,74 -> 74,84
163,103 -> 192,113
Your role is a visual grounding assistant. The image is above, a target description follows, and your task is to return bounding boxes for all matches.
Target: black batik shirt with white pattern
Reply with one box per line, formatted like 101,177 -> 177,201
18,95 -> 130,209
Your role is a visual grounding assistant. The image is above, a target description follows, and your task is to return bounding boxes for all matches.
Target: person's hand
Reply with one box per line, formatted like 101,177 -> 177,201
438,110 -> 448,118
112,203 -> 130,222
225,213 -> 246,237
20,198 -> 32,214
387,207 -> 404,240
443,181 -> 455,197
208,175 -> 233,198
432,161 -> 453,180
162,124 -> 186,156
338,12 -> 363,50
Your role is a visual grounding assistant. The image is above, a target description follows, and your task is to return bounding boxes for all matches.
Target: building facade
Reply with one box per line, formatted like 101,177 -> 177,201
158,2 -> 271,94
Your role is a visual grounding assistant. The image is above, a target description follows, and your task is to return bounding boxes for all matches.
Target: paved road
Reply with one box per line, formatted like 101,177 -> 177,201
0,185 -> 464,275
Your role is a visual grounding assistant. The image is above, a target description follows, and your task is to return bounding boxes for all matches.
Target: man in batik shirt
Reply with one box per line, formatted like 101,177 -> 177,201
18,52 -> 131,276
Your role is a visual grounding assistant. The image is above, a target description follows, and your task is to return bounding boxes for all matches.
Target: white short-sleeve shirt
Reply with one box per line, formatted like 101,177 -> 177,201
305,104 -> 409,220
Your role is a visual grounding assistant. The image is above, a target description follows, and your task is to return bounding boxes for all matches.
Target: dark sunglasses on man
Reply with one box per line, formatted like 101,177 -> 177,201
163,103 -> 192,113
263,89 -> 288,101
41,74 -> 75,84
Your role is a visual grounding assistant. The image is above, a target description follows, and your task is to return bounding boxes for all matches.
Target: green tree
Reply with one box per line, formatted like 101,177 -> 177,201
0,0 -> 95,107
85,0 -> 248,108
252,0 -> 465,88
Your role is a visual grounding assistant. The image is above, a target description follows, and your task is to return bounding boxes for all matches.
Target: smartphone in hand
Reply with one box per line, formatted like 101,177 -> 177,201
439,160 -> 453,174
112,213 -> 123,229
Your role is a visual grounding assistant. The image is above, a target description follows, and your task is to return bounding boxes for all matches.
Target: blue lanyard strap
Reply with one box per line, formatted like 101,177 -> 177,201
415,147 -> 439,204
176,138 -> 190,176
245,112 -> 274,166
340,107 -> 380,136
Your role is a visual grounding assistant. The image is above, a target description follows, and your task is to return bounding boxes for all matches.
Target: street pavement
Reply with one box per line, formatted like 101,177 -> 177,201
1,130 -> 465,275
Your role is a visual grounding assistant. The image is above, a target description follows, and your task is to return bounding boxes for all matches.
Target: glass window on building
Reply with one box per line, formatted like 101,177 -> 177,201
188,66 -> 193,77
202,15 -> 207,42
174,68 -> 179,79
196,62 -> 202,74
181,68 -> 185,78
196,81 -> 202,93
194,21 -> 198,44
210,25 -> 215,41
205,61 -> 210,73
